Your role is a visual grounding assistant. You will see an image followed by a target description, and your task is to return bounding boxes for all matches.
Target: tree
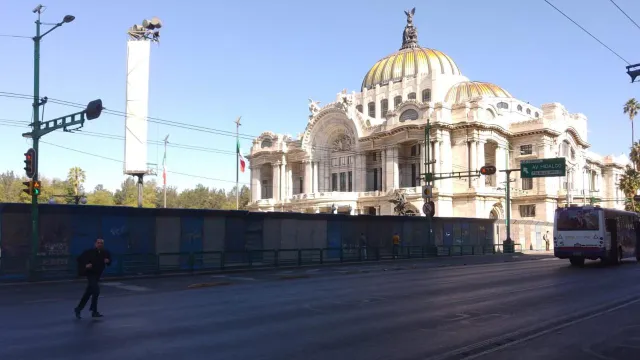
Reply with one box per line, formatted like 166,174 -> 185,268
618,165 -> 640,212
630,142 -> 640,170
624,98 -> 639,162
66,166 -> 86,201
1,167 -> 252,210
86,184 -> 115,206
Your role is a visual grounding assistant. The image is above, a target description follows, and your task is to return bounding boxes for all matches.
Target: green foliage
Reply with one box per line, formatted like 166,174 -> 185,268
0,168 -> 251,210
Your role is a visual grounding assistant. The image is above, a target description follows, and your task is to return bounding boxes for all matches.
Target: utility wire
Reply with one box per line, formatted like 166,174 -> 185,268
39,141 -> 248,185
607,0 -> 640,32
543,0 -> 631,64
0,34 -> 31,39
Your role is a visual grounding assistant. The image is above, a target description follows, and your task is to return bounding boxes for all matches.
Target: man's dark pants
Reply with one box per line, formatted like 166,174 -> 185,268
77,274 -> 100,312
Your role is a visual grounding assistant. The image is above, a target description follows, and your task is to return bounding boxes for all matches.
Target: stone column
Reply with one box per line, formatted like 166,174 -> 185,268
280,158 -> 287,201
251,166 -> 261,202
477,140 -> 485,189
359,153 -> 367,192
392,146 -> 400,190
272,162 -> 280,201
313,161 -> 319,193
469,141 -> 477,188
381,148 -> 387,192
419,141 -> 426,186
287,164 -> 293,198
496,145 -> 507,188
304,160 -> 313,194
434,141 -> 441,174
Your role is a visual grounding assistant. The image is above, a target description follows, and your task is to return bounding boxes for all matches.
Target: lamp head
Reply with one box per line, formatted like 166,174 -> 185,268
62,15 -> 75,23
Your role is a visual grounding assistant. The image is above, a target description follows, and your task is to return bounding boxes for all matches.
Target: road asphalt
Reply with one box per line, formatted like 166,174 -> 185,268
1,254 -> 639,360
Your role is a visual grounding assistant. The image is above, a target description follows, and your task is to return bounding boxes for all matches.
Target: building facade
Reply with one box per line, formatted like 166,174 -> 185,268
246,9 -> 628,229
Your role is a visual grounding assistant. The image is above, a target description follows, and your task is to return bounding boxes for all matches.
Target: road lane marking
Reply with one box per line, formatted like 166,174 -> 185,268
102,282 -> 150,292
430,296 -> 640,360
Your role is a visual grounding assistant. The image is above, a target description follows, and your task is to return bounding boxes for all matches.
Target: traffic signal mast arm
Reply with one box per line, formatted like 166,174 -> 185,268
22,99 -> 102,138
422,166 -> 497,181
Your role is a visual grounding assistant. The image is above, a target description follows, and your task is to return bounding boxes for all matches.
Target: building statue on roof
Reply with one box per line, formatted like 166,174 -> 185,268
401,7 -> 418,50
308,98 -> 321,119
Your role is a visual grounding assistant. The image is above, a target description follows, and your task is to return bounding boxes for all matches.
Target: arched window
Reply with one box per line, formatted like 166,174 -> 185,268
261,138 -> 273,149
394,96 -> 402,108
517,105 -> 523,112
356,105 -> 363,113
526,108 -> 532,115
422,89 -> 431,102
381,99 -> 389,117
368,102 -> 375,117
400,109 -> 419,122
497,102 -> 509,109
408,92 -> 417,100
534,112 -> 539,118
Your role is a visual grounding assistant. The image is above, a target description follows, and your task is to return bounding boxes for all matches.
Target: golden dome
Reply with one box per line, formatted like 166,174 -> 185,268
444,81 -> 513,104
361,47 -> 461,91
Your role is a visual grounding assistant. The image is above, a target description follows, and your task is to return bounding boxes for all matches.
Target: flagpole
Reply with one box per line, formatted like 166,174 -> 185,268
163,134 -> 169,208
234,116 -> 242,210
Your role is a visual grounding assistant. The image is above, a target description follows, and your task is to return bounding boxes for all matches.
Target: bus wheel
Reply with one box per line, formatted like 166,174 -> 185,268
570,257 -> 585,266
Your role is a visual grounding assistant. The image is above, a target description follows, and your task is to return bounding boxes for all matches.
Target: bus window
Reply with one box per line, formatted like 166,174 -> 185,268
556,208 -> 599,231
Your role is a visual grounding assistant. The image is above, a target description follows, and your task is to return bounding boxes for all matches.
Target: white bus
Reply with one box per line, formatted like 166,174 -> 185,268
553,205 -> 639,266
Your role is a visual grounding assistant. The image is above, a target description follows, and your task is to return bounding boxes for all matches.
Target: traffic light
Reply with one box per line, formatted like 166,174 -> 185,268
24,148 -> 36,178
85,99 -> 103,120
32,180 -> 41,196
22,180 -> 41,196
627,64 -> 640,83
22,181 -> 33,196
480,165 -> 497,176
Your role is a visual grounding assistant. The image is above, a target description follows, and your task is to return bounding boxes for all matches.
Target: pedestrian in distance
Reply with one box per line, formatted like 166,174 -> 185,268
359,233 -> 367,260
74,238 -> 111,319
392,233 -> 400,259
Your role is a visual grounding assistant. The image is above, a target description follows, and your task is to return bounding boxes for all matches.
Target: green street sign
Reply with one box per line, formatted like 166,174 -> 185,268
520,157 -> 566,178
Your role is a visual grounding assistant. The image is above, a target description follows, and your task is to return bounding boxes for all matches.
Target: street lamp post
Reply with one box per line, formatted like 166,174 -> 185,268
28,5 -> 75,277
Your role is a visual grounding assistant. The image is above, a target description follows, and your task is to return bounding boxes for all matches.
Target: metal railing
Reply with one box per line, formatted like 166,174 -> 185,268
0,244 -> 522,283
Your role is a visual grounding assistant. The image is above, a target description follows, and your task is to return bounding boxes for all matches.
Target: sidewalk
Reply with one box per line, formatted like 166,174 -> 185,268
521,250 -> 553,255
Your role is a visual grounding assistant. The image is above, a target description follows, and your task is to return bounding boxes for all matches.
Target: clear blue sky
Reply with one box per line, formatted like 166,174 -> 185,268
1,0 -> 639,193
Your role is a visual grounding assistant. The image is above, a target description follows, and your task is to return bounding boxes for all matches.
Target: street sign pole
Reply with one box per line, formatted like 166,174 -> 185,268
501,168 -> 520,252
424,119 -> 432,245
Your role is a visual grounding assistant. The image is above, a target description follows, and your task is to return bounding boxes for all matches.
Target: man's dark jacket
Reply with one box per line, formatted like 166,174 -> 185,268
76,248 -> 111,277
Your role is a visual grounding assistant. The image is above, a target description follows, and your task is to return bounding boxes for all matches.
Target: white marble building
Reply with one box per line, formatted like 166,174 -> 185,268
246,9 -> 628,226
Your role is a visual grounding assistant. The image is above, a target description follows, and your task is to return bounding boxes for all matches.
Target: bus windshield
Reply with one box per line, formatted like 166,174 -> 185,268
556,208 -> 600,231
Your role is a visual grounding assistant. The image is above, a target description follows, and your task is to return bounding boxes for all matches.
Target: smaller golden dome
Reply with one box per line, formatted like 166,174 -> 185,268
444,81 -> 512,104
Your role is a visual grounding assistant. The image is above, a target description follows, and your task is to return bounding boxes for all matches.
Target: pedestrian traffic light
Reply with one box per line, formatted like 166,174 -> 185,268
32,180 -> 41,196
24,148 -> 36,178
22,180 -> 33,196
480,165 -> 497,176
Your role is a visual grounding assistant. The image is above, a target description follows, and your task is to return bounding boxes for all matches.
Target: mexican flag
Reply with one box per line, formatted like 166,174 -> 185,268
237,139 -> 246,173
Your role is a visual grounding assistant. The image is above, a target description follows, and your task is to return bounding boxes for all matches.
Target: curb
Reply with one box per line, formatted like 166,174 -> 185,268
277,274 -> 310,280
0,252 -> 537,287
187,281 -> 232,289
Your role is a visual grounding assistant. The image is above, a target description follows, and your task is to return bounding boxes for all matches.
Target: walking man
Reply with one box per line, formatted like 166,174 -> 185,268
75,238 -> 111,319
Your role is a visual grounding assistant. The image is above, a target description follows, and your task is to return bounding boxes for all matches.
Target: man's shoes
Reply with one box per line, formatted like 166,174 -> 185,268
74,308 -> 81,319
91,312 -> 103,318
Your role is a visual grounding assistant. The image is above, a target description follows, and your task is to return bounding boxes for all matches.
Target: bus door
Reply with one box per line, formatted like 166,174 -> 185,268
605,218 -> 619,264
